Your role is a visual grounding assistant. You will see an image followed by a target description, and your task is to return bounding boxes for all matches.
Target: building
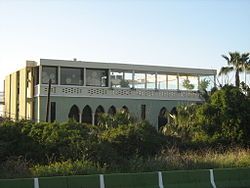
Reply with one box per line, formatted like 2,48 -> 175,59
3,59 -> 216,129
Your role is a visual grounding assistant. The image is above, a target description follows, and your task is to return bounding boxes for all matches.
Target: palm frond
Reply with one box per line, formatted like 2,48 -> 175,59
219,66 -> 234,76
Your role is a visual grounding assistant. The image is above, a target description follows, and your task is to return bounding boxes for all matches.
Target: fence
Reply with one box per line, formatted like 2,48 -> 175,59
0,167 -> 250,188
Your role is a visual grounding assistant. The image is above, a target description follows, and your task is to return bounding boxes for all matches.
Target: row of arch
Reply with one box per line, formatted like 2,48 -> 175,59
68,104 -> 176,129
68,105 -> 129,125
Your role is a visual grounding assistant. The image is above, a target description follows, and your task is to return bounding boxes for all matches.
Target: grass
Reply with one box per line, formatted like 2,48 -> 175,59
1,147 -> 250,178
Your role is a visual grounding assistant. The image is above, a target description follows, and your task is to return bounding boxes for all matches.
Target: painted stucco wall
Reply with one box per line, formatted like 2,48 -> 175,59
4,75 -> 11,118
19,68 -> 27,120
35,96 -> 192,128
10,72 -> 17,120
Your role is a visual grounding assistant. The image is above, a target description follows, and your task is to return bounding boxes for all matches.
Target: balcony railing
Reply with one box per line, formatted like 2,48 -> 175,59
35,84 -> 203,101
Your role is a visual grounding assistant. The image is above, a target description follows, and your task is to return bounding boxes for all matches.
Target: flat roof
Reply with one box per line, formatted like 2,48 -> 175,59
38,58 -> 216,75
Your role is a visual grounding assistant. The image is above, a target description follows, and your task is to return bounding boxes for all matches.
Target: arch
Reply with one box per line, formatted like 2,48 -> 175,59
108,105 -> 116,116
170,107 -> 178,117
158,107 -> 168,129
121,105 -> 129,113
82,105 -> 92,124
68,105 -> 80,122
94,105 -> 105,125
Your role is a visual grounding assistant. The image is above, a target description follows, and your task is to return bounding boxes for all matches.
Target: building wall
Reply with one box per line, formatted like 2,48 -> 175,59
10,72 -> 18,120
35,96 -> 191,128
19,68 -> 27,120
4,75 -> 11,118
26,68 -> 34,120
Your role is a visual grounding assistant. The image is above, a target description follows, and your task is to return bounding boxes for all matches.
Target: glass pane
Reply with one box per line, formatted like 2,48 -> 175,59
86,69 -> 108,87
189,76 -> 198,90
168,75 -> 177,89
199,76 -> 214,91
111,71 -> 124,88
179,76 -> 188,90
124,72 -> 133,88
146,73 -> 155,89
61,67 -> 83,85
157,74 -> 167,89
134,72 -> 145,89
42,66 -> 58,84
180,76 -> 198,90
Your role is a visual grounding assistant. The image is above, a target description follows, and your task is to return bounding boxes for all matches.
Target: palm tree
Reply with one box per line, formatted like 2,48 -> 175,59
219,52 -> 249,87
244,58 -> 250,85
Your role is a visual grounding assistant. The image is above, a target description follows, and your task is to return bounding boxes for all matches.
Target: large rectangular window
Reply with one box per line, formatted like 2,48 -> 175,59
157,74 -> 167,89
168,75 -> 177,89
61,67 -> 83,85
199,75 -> 214,91
42,66 -> 58,84
86,69 -> 108,87
146,73 -> 156,89
110,70 -> 133,88
134,72 -> 145,89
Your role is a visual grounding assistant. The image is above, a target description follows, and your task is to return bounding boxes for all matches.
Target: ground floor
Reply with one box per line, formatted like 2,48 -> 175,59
34,96 -> 194,129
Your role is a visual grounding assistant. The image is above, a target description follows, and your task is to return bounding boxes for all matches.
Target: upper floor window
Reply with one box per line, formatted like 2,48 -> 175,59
134,72 -> 146,89
42,66 -> 58,84
61,67 -> 83,85
86,69 -> 108,87
110,70 -> 132,88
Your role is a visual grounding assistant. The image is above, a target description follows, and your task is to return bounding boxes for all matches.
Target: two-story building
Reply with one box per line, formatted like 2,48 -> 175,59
4,59 -> 216,129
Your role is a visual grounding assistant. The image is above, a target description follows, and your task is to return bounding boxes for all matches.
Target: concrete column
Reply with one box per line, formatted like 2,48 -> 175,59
177,74 -> 180,90
108,69 -> 111,88
166,75 -> 168,89
92,112 -> 95,125
214,75 -> 216,88
58,66 -> 61,85
155,72 -> 157,89
79,112 -> 82,123
83,68 -> 86,86
198,76 -> 200,89
132,70 -> 135,88
145,73 -> 147,89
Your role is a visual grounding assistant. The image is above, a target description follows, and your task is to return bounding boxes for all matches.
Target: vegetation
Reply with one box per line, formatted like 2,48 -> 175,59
1,52 -> 250,178
1,85 -> 250,178
182,79 -> 194,90
219,52 -> 249,87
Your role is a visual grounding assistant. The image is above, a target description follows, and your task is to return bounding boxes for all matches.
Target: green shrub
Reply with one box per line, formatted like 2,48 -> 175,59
31,160 -> 104,177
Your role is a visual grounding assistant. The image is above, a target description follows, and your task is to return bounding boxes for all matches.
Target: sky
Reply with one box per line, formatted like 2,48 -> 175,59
0,0 -> 250,91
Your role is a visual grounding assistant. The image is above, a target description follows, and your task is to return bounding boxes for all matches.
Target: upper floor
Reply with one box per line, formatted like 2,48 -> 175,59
4,59 -> 217,102
33,59 -> 216,101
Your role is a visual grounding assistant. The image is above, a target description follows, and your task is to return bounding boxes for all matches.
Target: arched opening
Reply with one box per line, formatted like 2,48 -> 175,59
68,105 -> 80,122
158,107 -> 168,129
95,105 -> 105,125
170,107 -> 178,117
121,105 -> 129,113
108,105 -> 116,116
82,105 -> 92,124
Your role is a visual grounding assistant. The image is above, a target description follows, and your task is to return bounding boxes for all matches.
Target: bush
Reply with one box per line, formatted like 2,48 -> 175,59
100,121 -> 167,159
31,160 -> 104,177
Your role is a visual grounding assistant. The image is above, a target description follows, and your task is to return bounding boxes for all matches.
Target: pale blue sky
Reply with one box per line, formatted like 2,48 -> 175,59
0,0 -> 250,90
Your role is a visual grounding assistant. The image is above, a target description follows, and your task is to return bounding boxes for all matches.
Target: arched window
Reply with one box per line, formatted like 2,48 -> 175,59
95,105 -> 105,125
108,106 -> 116,116
121,105 -> 129,113
82,105 -> 92,124
68,105 -> 80,122
158,107 -> 168,129
170,107 -> 178,117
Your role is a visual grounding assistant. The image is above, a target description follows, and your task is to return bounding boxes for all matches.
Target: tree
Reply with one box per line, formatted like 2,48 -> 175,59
219,52 -> 249,87
198,78 -> 210,91
182,79 -> 194,90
